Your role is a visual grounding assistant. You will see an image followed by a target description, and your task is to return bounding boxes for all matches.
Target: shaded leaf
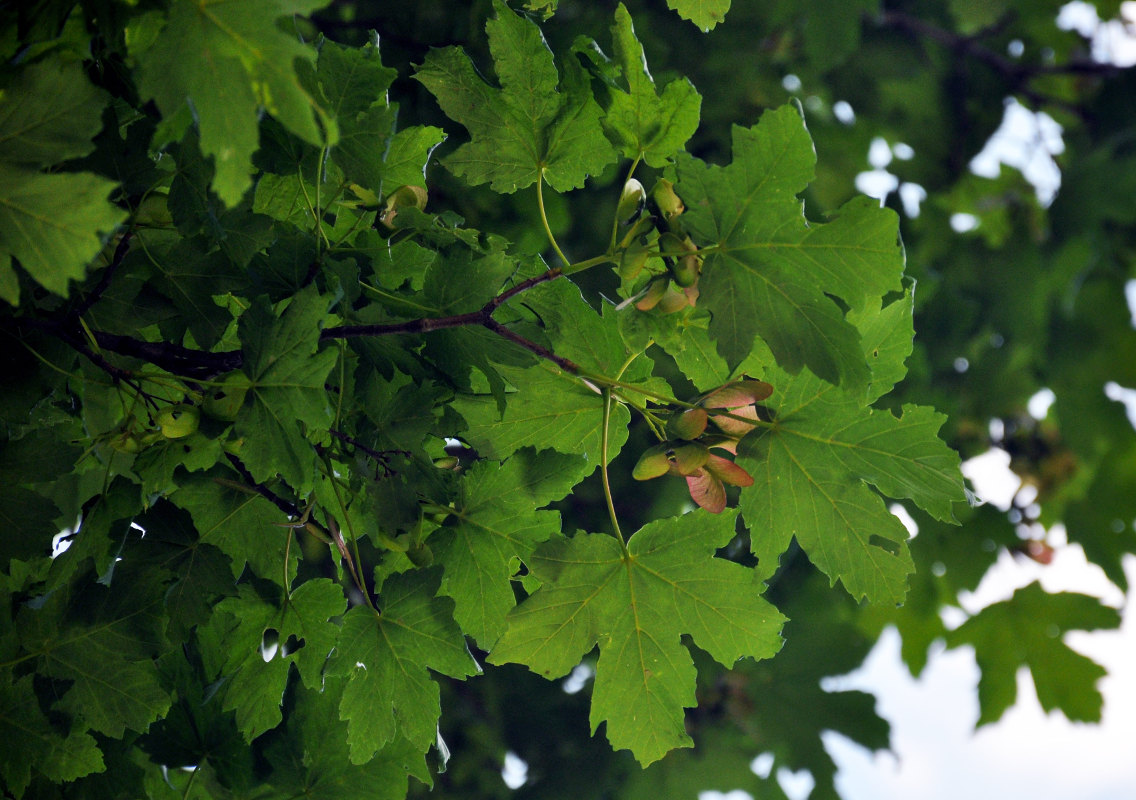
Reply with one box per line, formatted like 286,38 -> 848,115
415,0 -> 615,192
433,448 -> 588,646
329,570 -> 479,763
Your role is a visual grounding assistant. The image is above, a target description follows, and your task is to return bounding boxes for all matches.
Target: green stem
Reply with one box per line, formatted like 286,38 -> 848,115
600,387 -> 628,550
537,172 -> 570,267
320,455 -> 378,612
181,764 -> 200,800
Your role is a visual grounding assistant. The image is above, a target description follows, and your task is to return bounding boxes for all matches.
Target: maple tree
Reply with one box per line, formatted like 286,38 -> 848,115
1,1 -> 1133,798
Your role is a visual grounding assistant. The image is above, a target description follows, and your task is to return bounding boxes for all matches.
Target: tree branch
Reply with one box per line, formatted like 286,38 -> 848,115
875,10 -> 1128,113
53,266 -> 577,380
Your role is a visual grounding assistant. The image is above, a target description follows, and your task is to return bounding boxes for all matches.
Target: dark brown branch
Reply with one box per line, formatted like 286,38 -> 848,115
68,267 -> 575,379
223,452 -> 304,519
73,232 -> 133,319
328,429 -> 410,477
91,331 -> 242,378
483,318 -> 580,373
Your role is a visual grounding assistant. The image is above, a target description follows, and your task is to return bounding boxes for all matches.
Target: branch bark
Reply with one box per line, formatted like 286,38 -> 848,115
48,266 -> 578,379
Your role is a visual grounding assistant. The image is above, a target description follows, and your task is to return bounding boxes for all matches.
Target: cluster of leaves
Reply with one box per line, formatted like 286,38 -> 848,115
1,0 -> 1131,799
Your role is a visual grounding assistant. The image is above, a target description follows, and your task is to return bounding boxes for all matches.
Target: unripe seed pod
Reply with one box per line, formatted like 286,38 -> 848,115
380,185 -> 428,228
616,178 -> 647,224
657,282 -> 692,313
619,239 -> 650,280
667,408 -> 708,440
635,276 -> 669,310
652,178 -> 684,220
157,404 -> 200,439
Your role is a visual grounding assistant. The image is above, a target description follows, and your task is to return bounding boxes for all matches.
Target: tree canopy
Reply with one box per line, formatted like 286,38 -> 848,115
1,1 -> 1133,798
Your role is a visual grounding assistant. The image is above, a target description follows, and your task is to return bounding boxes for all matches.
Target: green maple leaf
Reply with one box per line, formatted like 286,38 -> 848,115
432,448 -> 589,647
134,0 -> 337,206
519,278 -> 666,386
454,361 -> 631,467
415,0 -> 615,193
171,471 -> 296,585
946,582 -> 1122,725
0,60 -> 108,167
133,430 -> 224,497
236,284 -> 339,494
264,680 -> 431,799
317,39 -> 397,121
205,579 -> 346,740
489,510 -> 786,766
676,105 -> 905,392
601,4 -> 701,166
666,0 -> 732,31
329,570 -> 480,764
737,362 -> 964,604
849,285 -> 915,403
0,166 -> 126,305
15,569 -> 170,740
0,674 -> 106,797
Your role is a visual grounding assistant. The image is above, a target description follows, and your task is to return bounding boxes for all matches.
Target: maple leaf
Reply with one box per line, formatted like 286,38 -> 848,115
318,40 -> 446,196
489,510 -> 786,766
676,105 -> 905,392
454,361 -> 632,467
202,580 -> 346,740
328,570 -> 480,764
667,0 -> 732,31
946,582 -> 1122,725
236,284 -> 339,495
432,448 -> 589,647
263,680 -> 431,799
172,471 -> 297,586
0,166 -> 126,305
14,567 -> 170,740
133,0 -> 337,206
0,60 -> 108,167
0,675 -> 105,796
737,362 -> 965,604
415,0 -> 616,192
598,5 -> 702,167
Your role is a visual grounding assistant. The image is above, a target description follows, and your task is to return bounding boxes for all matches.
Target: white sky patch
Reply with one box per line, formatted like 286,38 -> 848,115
699,792 -> 753,800
890,503 -> 920,537
1058,1 -> 1136,65
950,213 -> 979,232
868,137 -> 893,168
897,182 -> 926,217
961,448 -> 1021,511
777,768 -> 816,800
826,560 -> 1136,800
969,99 -> 1064,205
1126,279 -> 1136,326
501,751 -> 528,789
750,752 -> 775,779
782,73 -> 802,92
833,100 -> 855,124
856,169 -> 900,204
1028,387 -> 1056,419
1105,381 -> 1136,428
561,662 -> 593,694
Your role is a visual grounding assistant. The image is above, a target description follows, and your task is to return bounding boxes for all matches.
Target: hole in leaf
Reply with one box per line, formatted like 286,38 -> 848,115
281,635 -> 304,657
868,535 -> 901,557
260,629 -> 280,662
